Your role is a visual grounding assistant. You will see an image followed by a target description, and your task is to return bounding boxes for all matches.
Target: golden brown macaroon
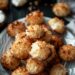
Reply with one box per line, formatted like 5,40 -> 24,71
48,17 -> 65,34
1,50 -> 20,70
30,41 -> 52,61
26,25 -> 44,39
11,34 -> 32,59
0,0 -> 8,9
59,44 -> 75,61
25,10 -> 44,25
49,64 -> 67,75
11,67 -> 29,75
50,35 -> 64,49
7,21 -> 26,37
53,3 -> 70,17
26,58 -> 44,74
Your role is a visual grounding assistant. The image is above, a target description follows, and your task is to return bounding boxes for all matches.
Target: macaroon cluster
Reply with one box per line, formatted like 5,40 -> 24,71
1,11 -> 74,75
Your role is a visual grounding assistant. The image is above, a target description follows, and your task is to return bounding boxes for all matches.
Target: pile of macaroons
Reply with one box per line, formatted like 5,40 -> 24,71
1,10 -> 75,75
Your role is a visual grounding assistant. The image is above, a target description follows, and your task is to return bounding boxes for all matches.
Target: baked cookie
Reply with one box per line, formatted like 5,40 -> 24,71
30,41 -> 51,60
49,64 -> 67,75
11,34 -> 32,59
48,17 -> 65,34
26,10 -> 44,25
1,50 -> 20,70
26,58 -> 44,74
59,44 -> 75,61
53,3 -> 70,17
7,21 -> 26,37
26,25 -> 44,39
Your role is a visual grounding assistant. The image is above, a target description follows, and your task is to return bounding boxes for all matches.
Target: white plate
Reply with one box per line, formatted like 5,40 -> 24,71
0,17 -> 75,75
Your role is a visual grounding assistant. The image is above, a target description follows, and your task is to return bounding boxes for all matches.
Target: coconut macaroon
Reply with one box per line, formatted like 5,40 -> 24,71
26,58 -> 44,74
7,21 -> 26,37
1,50 -> 20,70
53,3 -> 70,17
48,17 -> 65,33
10,34 -> 32,60
11,66 -> 29,75
49,64 -> 67,75
25,10 -> 44,25
59,44 -> 75,61
30,41 -> 52,61
26,25 -> 44,39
